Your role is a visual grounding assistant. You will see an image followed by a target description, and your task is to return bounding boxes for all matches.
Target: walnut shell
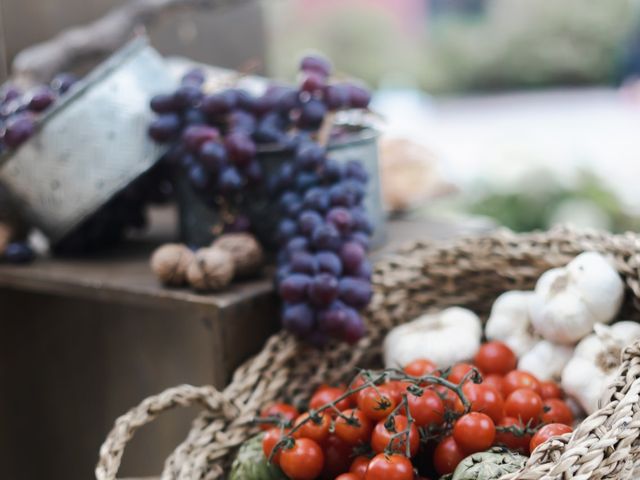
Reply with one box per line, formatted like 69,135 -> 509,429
150,243 -> 194,286
0,222 -> 13,256
211,233 -> 263,277
187,247 -> 235,291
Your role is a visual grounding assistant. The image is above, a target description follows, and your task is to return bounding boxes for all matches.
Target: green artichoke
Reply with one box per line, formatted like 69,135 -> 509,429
451,447 -> 527,480
229,433 -> 288,480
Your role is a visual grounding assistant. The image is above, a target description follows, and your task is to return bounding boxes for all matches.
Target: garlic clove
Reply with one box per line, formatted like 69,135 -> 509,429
518,340 -> 573,381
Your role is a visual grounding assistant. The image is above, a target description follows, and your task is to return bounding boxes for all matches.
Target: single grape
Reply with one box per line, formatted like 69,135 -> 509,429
182,125 -> 220,153
282,303 -> 315,336
27,86 -> 55,112
320,158 -> 344,183
2,85 -> 22,103
181,68 -> 206,86
286,236 -> 309,256
173,84 -> 203,109
275,88 -> 301,113
201,91 -> 237,115
3,114 -> 35,148
295,144 -> 325,171
351,207 -> 373,234
300,54 -> 332,77
183,108 -> 207,126
340,241 -> 366,273
228,110 -> 257,135
279,273 -> 311,303
315,251 -> 343,277
187,163 -> 210,190
252,94 -> 277,116
4,242 -> 35,263
179,152 -> 197,170
323,84 -> 349,110
298,210 -> 323,237
308,273 -> 339,306
301,72 -> 326,93
353,259 -> 372,280
345,160 -> 369,183
295,172 -> 320,192
273,163 -> 296,191
342,309 -> 366,344
277,218 -> 298,244
234,89 -> 257,111
297,98 -> 327,130
342,179 -> 365,204
326,207 -> 353,234
218,166 -> 243,193
303,187 -> 330,212
311,223 -> 341,251
198,141 -> 227,173
347,84 -> 371,109
317,302 -> 349,334
244,160 -> 263,185
338,277 -> 372,308
150,93 -> 179,114
290,251 -> 318,275
328,184 -> 354,208
224,131 -> 256,167
148,114 -> 181,143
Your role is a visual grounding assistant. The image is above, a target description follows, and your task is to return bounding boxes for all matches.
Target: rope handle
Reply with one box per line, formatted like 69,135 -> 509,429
95,384 -> 235,480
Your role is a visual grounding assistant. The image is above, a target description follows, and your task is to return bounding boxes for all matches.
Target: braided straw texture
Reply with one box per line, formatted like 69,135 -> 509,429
96,226 -> 640,480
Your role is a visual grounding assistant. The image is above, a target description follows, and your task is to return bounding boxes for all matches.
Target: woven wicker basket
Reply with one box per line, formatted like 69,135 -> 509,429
96,227 -> 640,480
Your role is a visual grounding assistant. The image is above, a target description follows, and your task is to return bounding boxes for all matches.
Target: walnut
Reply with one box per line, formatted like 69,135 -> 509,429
0,222 -> 13,256
150,243 -> 194,286
211,233 -> 263,277
187,247 -> 235,291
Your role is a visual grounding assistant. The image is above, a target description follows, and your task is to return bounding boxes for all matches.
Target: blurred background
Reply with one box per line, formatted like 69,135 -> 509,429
3,0 -> 640,232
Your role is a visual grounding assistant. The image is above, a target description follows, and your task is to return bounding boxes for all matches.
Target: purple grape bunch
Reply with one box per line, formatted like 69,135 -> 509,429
147,54 -> 373,344
0,73 -> 78,153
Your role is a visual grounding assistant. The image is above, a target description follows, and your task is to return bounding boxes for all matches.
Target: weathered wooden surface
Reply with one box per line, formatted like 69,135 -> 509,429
0,212 -> 491,480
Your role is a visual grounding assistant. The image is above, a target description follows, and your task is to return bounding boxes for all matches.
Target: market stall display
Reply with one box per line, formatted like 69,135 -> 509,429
95,227 -> 640,479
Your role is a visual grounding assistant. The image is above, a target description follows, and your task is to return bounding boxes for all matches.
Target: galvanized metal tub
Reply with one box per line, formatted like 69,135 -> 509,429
178,127 -> 387,250
0,37 -> 176,245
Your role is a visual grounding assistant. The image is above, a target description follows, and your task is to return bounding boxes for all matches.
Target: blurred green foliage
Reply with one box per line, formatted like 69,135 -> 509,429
422,0 -> 637,92
265,0 -> 638,93
466,170 -> 640,233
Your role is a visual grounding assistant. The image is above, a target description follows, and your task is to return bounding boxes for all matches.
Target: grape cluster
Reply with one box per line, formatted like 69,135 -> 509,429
147,54 -> 373,344
0,73 -> 78,153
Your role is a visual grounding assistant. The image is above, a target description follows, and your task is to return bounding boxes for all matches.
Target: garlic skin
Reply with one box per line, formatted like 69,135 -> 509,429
384,307 -> 482,369
529,252 -> 624,345
518,340 -> 573,381
561,321 -> 640,414
485,291 -> 538,357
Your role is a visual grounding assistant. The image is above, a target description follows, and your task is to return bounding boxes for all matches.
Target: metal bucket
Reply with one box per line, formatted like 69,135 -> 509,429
0,37 -> 176,244
178,127 -> 387,250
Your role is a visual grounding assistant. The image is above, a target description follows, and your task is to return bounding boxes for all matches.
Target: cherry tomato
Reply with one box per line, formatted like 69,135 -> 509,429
336,474 -> 361,480
435,385 -> 464,414
404,358 -> 438,377
433,435 -> 466,475
449,363 -> 477,384
505,388 -> 543,424
494,416 -> 531,454
358,385 -> 397,421
310,386 -> 351,413
483,374 -> 505,397
292,412 -> 330,445
503,370 -> 541,396
386,381 -> 412,405
334,408 -> 373,445
259,402 -> 298,430
407,388 -> 445,428
262,427 -> 288,465
320,434 -> 353,479
463,383 -> 504,423
474,341 -> 517,375
541,398 -> 573,426
453,412 -> 496,454
280,437 -> 325,480
540,381 -> 563,400
364,453 -> 414,480
371,415 -> 420,456
350,455 -> 370,478
530,423 -> 573,452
